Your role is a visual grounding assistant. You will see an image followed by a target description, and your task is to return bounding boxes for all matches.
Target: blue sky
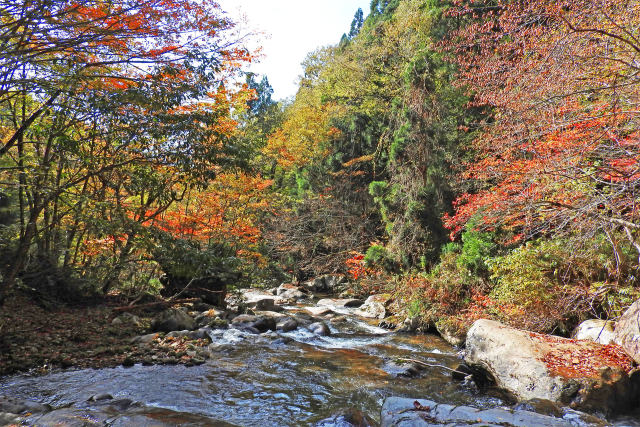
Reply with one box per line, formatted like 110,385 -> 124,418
218,0 -> 372,100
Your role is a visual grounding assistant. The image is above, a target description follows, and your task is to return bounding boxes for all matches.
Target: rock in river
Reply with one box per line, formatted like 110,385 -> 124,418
355,294 -> 391,319
380,397 -> 597,427
464,319 -> 640,414
276,318 -> 299,332
0,396 -> 50,415
231,314 -> 277,333
308,321 -> 331,336
275,283 -> 309,301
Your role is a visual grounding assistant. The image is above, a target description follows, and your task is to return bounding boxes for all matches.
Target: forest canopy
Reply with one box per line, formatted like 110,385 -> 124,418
1,0 -> 638,335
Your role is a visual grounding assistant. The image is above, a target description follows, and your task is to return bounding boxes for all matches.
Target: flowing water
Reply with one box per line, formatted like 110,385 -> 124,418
0,304 -> 517,426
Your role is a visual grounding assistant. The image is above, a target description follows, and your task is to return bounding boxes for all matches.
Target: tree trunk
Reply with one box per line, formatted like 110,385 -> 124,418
101,231 -> 135,294
0,212 -> 39,305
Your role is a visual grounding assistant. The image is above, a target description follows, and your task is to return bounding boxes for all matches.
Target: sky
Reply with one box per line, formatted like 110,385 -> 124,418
217,0 -> 372,100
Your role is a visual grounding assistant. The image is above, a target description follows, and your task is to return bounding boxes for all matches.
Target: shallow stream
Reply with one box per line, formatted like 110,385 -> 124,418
1,303 -> 626,426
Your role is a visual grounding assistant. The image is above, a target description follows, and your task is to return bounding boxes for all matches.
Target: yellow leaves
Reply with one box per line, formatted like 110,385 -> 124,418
264,96 -> 341,170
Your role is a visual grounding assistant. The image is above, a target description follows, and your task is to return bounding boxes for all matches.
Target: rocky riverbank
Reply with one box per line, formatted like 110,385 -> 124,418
0,278 -> 370,376
2,278 -> 640,425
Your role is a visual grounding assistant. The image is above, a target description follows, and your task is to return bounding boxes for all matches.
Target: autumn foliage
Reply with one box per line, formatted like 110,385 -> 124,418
443,0 -> 640,256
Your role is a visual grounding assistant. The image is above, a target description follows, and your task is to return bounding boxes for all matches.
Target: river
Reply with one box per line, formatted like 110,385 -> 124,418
0,302 -> 516,425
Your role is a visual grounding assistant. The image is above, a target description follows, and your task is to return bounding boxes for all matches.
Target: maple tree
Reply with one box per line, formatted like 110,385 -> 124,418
443,0 -> 640,263
0,0 -> 254,302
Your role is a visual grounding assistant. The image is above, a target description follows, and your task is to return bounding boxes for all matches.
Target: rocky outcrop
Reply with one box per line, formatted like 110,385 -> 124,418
380,397 -> 604,427
303,275 -> 348,293
355,294 -> 392,319
150,308 -> 195,333
572,320 -> 616,345
613,299 -> 640,364
464,319 -> 640,414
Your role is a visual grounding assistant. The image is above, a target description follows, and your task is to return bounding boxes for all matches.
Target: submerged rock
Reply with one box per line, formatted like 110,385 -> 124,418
306,306 -> 336,316
384,361 -> 425,378
464,319 -> 639,414
614,298 -> 640,364
572,320 -> 616,345
380,397 -> 600,427
22,396 -> 230,427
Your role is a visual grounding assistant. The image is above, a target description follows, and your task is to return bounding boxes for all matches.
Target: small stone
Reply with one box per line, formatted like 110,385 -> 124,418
122,356 -> 135,367
87,393 -> 113,402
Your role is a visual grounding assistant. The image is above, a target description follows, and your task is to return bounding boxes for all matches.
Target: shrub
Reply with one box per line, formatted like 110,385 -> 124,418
457,228 -> 496,276
486,237 -> 621,333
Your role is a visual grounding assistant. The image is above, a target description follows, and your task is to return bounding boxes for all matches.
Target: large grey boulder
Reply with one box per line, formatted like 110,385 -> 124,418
614,299 -> 640,364
380,397 -> 602,427
150,308 -> 195,333
572,320 -> 616,345
465,319 -> 640,414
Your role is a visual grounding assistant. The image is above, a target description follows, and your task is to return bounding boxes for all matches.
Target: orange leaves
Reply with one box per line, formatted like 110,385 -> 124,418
150,173 -> 274,264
